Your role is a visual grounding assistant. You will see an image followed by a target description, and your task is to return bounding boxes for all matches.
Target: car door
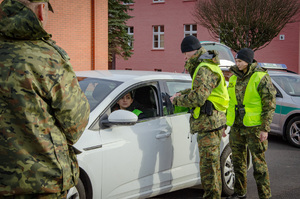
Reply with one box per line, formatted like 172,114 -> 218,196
100,83 -> 173,199
270,80 -> 284,134
162,80 -> 201,187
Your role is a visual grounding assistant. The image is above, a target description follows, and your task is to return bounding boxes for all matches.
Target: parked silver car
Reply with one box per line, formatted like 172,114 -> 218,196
258,63 -> 300,148
268,69 -> 300,147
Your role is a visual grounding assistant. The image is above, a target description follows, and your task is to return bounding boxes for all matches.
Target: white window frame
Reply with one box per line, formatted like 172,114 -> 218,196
153,25 -> 164,49
127,26 -> 134,48
153,0 -> 165,3
184,24 -> 197,37
123,2 -> 134,5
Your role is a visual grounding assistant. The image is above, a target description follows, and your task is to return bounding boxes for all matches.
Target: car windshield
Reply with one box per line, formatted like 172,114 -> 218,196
77,77 -> 122,111
201,42 -> 235,63
272,75 -> 300,97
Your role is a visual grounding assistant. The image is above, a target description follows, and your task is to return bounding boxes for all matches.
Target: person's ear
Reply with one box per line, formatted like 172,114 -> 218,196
37,4 -> 45,22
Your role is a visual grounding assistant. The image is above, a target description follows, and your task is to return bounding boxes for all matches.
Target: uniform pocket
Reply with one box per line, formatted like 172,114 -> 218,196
248,132 -> 268,154
259,140 -> 268,153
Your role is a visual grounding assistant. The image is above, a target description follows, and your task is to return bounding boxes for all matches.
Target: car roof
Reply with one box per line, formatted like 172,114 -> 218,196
200,41 -> 230,48
75,70 -> 191,82
200,41 -> 236,65
268,70 -> 300,77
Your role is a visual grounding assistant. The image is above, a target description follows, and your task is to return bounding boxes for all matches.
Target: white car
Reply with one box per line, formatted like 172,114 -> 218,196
66,70 -> 252,199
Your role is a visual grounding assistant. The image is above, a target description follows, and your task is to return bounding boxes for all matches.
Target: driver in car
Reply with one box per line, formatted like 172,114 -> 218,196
113,92 -> 145,119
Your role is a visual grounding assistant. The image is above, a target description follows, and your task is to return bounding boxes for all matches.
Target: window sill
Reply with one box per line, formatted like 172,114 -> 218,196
123,3 -> 134,6
152,2 -> 165,5
151,49 -> 165,51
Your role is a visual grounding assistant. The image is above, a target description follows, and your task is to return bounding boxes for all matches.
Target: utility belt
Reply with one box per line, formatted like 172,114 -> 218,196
235,104 -> 245,120
190,101 -> 226,133
190,100 -> 216,116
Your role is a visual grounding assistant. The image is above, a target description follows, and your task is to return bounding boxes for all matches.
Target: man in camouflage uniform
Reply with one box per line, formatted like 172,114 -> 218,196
226,48 -> 276,199
170,35 -> 229,199
0,0 -> 90,198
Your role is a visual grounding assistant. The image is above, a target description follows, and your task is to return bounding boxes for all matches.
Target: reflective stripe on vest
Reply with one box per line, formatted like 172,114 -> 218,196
192,62 -> 229,119
226,71 -> 267,126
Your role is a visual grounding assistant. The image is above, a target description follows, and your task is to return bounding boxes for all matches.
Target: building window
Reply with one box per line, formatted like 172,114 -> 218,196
127,26 -> 134,48
153,25 -> 164,49
184,24 -> 197,37
123,2 -> 134,5
153,0 -> 165,3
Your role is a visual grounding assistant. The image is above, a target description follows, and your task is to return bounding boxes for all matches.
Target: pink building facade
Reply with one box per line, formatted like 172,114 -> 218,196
0,0 -> 108,71
116,0 -> 300,74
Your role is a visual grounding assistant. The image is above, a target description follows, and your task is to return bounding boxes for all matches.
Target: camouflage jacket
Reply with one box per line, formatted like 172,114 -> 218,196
0,0 -> 90,196
229,61 -> 276,133
173,48 -> 227,134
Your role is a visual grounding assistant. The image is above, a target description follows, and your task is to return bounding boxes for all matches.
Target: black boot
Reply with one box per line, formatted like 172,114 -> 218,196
226,193 -> 247,199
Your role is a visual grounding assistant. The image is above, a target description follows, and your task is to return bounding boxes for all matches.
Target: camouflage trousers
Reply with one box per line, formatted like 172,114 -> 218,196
197,129 -> 222,199
0,191 -> 67,199
229,126 -> 271,199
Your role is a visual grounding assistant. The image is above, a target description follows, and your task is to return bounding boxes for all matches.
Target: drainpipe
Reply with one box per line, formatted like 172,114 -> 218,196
91,0 -> 95,70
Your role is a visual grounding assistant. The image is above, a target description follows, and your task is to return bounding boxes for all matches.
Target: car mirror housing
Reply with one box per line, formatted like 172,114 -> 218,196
105,110 -> 138,126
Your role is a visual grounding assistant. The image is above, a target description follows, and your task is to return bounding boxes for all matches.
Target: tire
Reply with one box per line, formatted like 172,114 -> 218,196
67,178 -> 86,199
286,116 -> 300,148
220,145 -> 235,196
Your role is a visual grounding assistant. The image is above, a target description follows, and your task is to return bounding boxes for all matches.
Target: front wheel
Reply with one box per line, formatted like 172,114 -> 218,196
67,178 -> 86,199
286,116 -> 300,148
220,145 -> 234,196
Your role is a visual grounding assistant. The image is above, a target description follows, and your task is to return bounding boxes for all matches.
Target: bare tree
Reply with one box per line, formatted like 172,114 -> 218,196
193,0 -> 300,52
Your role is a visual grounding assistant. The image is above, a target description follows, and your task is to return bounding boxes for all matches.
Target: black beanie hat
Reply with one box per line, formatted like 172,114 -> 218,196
235,48 -> 254,64
181,35 -> 202,53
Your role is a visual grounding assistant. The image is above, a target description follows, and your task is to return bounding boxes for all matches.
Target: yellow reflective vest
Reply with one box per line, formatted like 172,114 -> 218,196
226,71 -> 267,126
192,62 -> 229,119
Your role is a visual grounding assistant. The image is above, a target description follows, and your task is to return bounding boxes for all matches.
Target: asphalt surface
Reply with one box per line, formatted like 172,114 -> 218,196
149,134 -> 300,199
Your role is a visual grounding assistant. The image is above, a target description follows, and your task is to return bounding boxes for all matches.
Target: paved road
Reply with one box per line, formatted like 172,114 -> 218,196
149,134 -> 300,199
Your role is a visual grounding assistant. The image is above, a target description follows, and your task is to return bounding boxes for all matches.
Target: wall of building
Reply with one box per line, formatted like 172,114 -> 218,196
254,22 -> 300,73
116,0 -> 300,74
46,0 -> 108,71
117,0 -> 200,72
2,0 -> 299,73
93,0 -> 108,70
0,0 -> 108,71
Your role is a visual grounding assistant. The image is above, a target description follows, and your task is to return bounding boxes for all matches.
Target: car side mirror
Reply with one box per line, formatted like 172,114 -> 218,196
101,110 -> 138,127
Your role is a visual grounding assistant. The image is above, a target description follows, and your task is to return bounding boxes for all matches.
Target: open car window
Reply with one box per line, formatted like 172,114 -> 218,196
164,81 -> 192,115
110,85 -> 159,121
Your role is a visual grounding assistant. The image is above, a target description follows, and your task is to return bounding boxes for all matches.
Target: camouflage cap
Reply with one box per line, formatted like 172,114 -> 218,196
29,0 -> 54,13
